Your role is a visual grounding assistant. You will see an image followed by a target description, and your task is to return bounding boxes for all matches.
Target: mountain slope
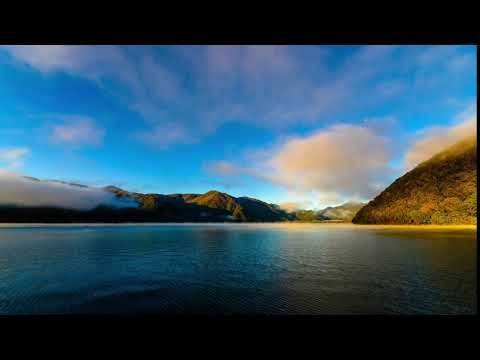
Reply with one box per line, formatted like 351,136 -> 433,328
353,137 -> 477,225
0,182 -> 288,223
185,191 -> 290,222
236,196 -> 290,222
318,201 -> 366,221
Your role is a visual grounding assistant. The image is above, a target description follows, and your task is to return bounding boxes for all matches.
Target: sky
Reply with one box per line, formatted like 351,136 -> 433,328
0,45 -> 477,210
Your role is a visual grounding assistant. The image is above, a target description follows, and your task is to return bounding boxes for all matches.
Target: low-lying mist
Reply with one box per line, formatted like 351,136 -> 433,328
0,173 -> 138,210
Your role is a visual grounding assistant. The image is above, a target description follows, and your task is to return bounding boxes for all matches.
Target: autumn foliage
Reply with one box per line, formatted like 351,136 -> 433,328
353,137 -> 477,225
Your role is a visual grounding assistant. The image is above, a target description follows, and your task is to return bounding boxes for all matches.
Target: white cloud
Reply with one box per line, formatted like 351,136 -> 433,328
0,147 -> 30,170
133,122 -> 194,148
405,112 -> 477,169
0,147 -> 29,161
0,45 -> 394,137
455,102 -> 477,122
1,45 -> 475,148
0,45 -> 138,87
0,172 -> 137,210
48,116 -> 104,147
278,200 -> 313,212
1,45 -> 89,74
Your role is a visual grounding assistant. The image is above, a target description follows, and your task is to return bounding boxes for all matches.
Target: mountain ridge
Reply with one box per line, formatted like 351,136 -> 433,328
1,177 -> 366,223
0,180 -> 290,223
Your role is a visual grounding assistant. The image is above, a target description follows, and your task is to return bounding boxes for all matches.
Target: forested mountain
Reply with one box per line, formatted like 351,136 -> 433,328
353,137 -> 477,224
0,183 -> 290,223
3,133 -> 475,227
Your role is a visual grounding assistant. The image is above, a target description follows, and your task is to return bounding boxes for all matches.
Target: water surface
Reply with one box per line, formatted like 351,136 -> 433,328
0,223 -> 476,315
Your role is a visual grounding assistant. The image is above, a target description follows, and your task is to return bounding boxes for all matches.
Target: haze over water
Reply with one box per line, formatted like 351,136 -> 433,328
0,223 -> 476,315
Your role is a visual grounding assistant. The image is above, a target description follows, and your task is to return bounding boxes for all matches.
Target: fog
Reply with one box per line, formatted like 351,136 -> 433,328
0,173 -> 138,210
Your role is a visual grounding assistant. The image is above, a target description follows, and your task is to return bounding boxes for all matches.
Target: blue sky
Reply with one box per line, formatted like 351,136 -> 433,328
0,45 -> 476,209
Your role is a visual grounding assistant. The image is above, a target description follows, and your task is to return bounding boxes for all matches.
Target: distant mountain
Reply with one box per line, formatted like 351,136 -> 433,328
318,201 -> 366,221
353,137 -> 477,225
290,209 -> 320,222
0,182 -> 289,223
288,202 -> 366,222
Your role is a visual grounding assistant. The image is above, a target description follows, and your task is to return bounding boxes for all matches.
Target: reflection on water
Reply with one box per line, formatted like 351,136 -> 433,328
0,223 -> 476,315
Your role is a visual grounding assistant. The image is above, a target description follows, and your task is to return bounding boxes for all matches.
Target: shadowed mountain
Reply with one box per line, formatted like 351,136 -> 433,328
353,136 -> 477,225
0,183 -> 289,223
185,191 -> 289,222
106,188 -> 290,222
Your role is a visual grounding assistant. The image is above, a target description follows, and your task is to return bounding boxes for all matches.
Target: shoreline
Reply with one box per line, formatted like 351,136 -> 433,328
0,222 -> 476,230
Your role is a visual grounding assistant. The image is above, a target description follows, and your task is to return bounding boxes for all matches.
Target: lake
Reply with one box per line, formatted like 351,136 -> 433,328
0,223 -> 476,315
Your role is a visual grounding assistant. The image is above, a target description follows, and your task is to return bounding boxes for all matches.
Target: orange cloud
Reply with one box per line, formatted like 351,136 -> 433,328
264,124 -> 391,199
208,124 -> 393,203
405,114 -> 477,169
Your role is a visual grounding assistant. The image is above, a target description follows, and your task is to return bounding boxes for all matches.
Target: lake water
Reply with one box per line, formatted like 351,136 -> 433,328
0,223 -> 476,315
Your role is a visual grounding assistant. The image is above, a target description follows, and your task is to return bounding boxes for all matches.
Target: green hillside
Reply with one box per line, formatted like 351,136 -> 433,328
0,184 -> 290,223
353,137 -> 477,225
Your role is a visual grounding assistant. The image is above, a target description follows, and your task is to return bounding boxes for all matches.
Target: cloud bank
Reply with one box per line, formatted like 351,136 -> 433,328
405,113 -> 477,169
0,173 -> 137,210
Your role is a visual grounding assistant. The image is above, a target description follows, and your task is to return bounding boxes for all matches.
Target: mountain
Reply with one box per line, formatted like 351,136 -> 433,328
236,196 -> 290,222
290,209 -> 320,222
287,202 -> 366,222
0,182 -> 289,223
318,201 -> 366,221
185,191 -> 290,221
107,188 -> 290,222
186,191 -> 245,220
353,137 -> 477,225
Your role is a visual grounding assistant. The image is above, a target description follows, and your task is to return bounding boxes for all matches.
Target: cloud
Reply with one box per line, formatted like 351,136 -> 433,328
133,122 -> 194,148
405,111 -> 477,169
278,201 -> 313,212
1,45 -> 475,148
205,161 -> 244,177
1,45 -> 90,74
48,116 -> 104,147
265,125 -> 392,199
0,147 -> 30,170
0,45 -> 138,87
376,80 -> 407,97
0,147 -> 29,161
208,124 -> 393,203
0,172 -> 137,210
